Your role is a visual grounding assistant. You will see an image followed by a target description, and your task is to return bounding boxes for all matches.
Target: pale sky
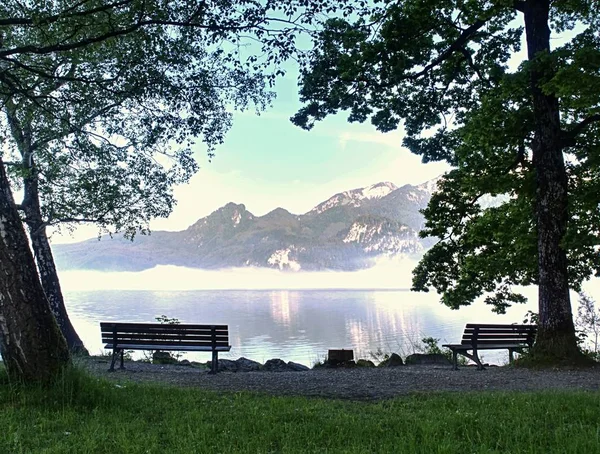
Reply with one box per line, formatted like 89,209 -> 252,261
52,71 -> 449,244
51,17 -> 583,245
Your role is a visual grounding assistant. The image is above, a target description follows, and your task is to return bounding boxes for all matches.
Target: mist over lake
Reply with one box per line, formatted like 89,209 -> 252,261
60,262 -> 597,366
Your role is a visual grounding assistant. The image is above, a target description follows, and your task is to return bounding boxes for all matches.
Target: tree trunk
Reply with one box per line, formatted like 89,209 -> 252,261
4,103 -> 87,354
23,171 -> 88,355
0,157 -> 70,383
524,0 -> 580,359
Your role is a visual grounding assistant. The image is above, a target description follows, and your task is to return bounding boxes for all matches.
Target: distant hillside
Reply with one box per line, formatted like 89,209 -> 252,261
53,179 -> 439,272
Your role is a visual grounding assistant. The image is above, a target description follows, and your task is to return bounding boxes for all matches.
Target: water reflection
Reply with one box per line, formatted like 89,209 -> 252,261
65,289 -> 542,366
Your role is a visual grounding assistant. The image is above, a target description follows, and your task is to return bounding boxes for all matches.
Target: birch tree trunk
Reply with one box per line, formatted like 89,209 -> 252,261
4,102 -> 87,354
23,170 -> 88,354
0,157 -> 70,383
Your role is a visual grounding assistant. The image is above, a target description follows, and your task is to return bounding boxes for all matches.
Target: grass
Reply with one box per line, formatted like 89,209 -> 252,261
1,367 -> 600,453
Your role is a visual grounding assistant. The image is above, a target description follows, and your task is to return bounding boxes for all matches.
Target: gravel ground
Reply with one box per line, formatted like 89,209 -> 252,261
78,357 -> 600,400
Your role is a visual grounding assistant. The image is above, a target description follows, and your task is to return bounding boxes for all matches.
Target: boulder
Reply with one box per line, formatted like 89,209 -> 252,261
405,353 -> 451,366
152,351 -> 178,365
379,353 -> 403,367
179,359 -> 192,367
287,361 -> 310,371
216,359 -> 238,372
235,357 -> 262,372
356,359 -> 376,368
262,358 -> 290,372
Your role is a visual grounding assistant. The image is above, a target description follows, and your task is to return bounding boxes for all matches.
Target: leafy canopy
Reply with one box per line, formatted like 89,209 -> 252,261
0,0 -> 366,236
293,0 -> 600,312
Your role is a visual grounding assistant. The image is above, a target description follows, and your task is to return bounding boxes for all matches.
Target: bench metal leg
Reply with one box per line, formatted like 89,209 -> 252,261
210,351 -> 218,374
109,348 -> 119,371
452,350 -> 485,370
472,349 -> 484,370
108,348 -> 126,371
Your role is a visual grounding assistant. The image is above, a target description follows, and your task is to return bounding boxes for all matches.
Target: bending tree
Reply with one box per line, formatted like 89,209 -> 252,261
293,0 -> 600,362
0,0 -> 360,383
1,27 -> 269,353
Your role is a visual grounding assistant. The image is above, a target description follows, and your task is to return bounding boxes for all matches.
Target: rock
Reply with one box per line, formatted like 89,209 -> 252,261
178,359 -> 192,367
216,359 -> 239,372
152,351 -> 178,365
356,359 -> 376,368
262,358 -> 290,372
405,353 -> 451,366
287,361 -> 309,371
379,353 -> 403,367
235,357 -> 262,372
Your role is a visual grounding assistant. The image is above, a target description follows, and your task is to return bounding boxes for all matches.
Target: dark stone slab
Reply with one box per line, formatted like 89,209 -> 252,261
405,353 -> 451,366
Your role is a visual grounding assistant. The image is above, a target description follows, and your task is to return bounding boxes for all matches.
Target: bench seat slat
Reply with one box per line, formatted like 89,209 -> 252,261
103,343 -> 231,352
102,334 -> 229,343
462,332 -> 534,335
100,327 -> 228,336
461,336 -> 533,342
101,326 -> 229,334
443,343 -> 530,350
464,328 -> 536,335
104,341 -> 230,347
465,324 -> 534,329
104,340 -> 230,347
100,322 -> 228,331
463,333 -> 531,339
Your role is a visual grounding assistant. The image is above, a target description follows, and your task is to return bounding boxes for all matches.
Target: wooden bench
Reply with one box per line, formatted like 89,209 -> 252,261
100,322 -> 231,374
443,324 -> 537,370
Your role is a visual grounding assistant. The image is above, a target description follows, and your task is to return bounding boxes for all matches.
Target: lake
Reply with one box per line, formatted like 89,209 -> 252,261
60,264 -> 600,367
64,287 -> 538,367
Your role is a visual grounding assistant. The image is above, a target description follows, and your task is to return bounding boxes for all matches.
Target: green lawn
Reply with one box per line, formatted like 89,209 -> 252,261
1,368 -> 599,453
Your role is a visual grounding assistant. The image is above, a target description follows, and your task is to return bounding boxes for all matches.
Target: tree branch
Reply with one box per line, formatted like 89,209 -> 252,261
407,18 -> 489,80
566,114 -> 600,142
513,1 -> 526,13
0,14 -> 268,59
0,0 -> 134,26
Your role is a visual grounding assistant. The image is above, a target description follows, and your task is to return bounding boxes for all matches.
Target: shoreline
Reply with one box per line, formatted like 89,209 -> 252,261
77,356 -> 600,401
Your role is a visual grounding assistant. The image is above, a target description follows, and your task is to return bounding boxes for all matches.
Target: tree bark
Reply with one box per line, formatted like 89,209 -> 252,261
22,169 -> 88,354
4,103 -> 87,354
523,0 -> 580,358
0,157 -> 70,383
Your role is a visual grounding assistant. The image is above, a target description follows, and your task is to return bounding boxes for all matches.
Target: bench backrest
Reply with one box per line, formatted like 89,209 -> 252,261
461,324 -> 537,347
100,322 -> 229,349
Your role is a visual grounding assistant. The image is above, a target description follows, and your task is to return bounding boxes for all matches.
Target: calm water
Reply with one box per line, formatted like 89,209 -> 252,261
65,288 -> 537,366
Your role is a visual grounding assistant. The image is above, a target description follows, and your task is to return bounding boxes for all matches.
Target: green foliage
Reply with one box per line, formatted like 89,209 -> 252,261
575,293 -> 600,361
293,0 -> 600,315
368,347 -> 390,365
2,370 -> 600,453
420,336 -> 444,355
0,0 -> 376,242
523,310 -> 540,326
1,0 -> 291,239
155,315 -> 181,326
419,336 -> 468,366
153,314 -> 183,362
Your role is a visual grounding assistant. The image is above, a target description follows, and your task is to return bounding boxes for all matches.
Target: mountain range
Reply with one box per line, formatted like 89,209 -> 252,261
53,179 -> 438,272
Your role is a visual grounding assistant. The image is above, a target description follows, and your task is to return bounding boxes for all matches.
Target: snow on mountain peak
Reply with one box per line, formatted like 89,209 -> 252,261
360,182 -> 398,200
416,177 -> 441,194
310,181 -> 398,214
